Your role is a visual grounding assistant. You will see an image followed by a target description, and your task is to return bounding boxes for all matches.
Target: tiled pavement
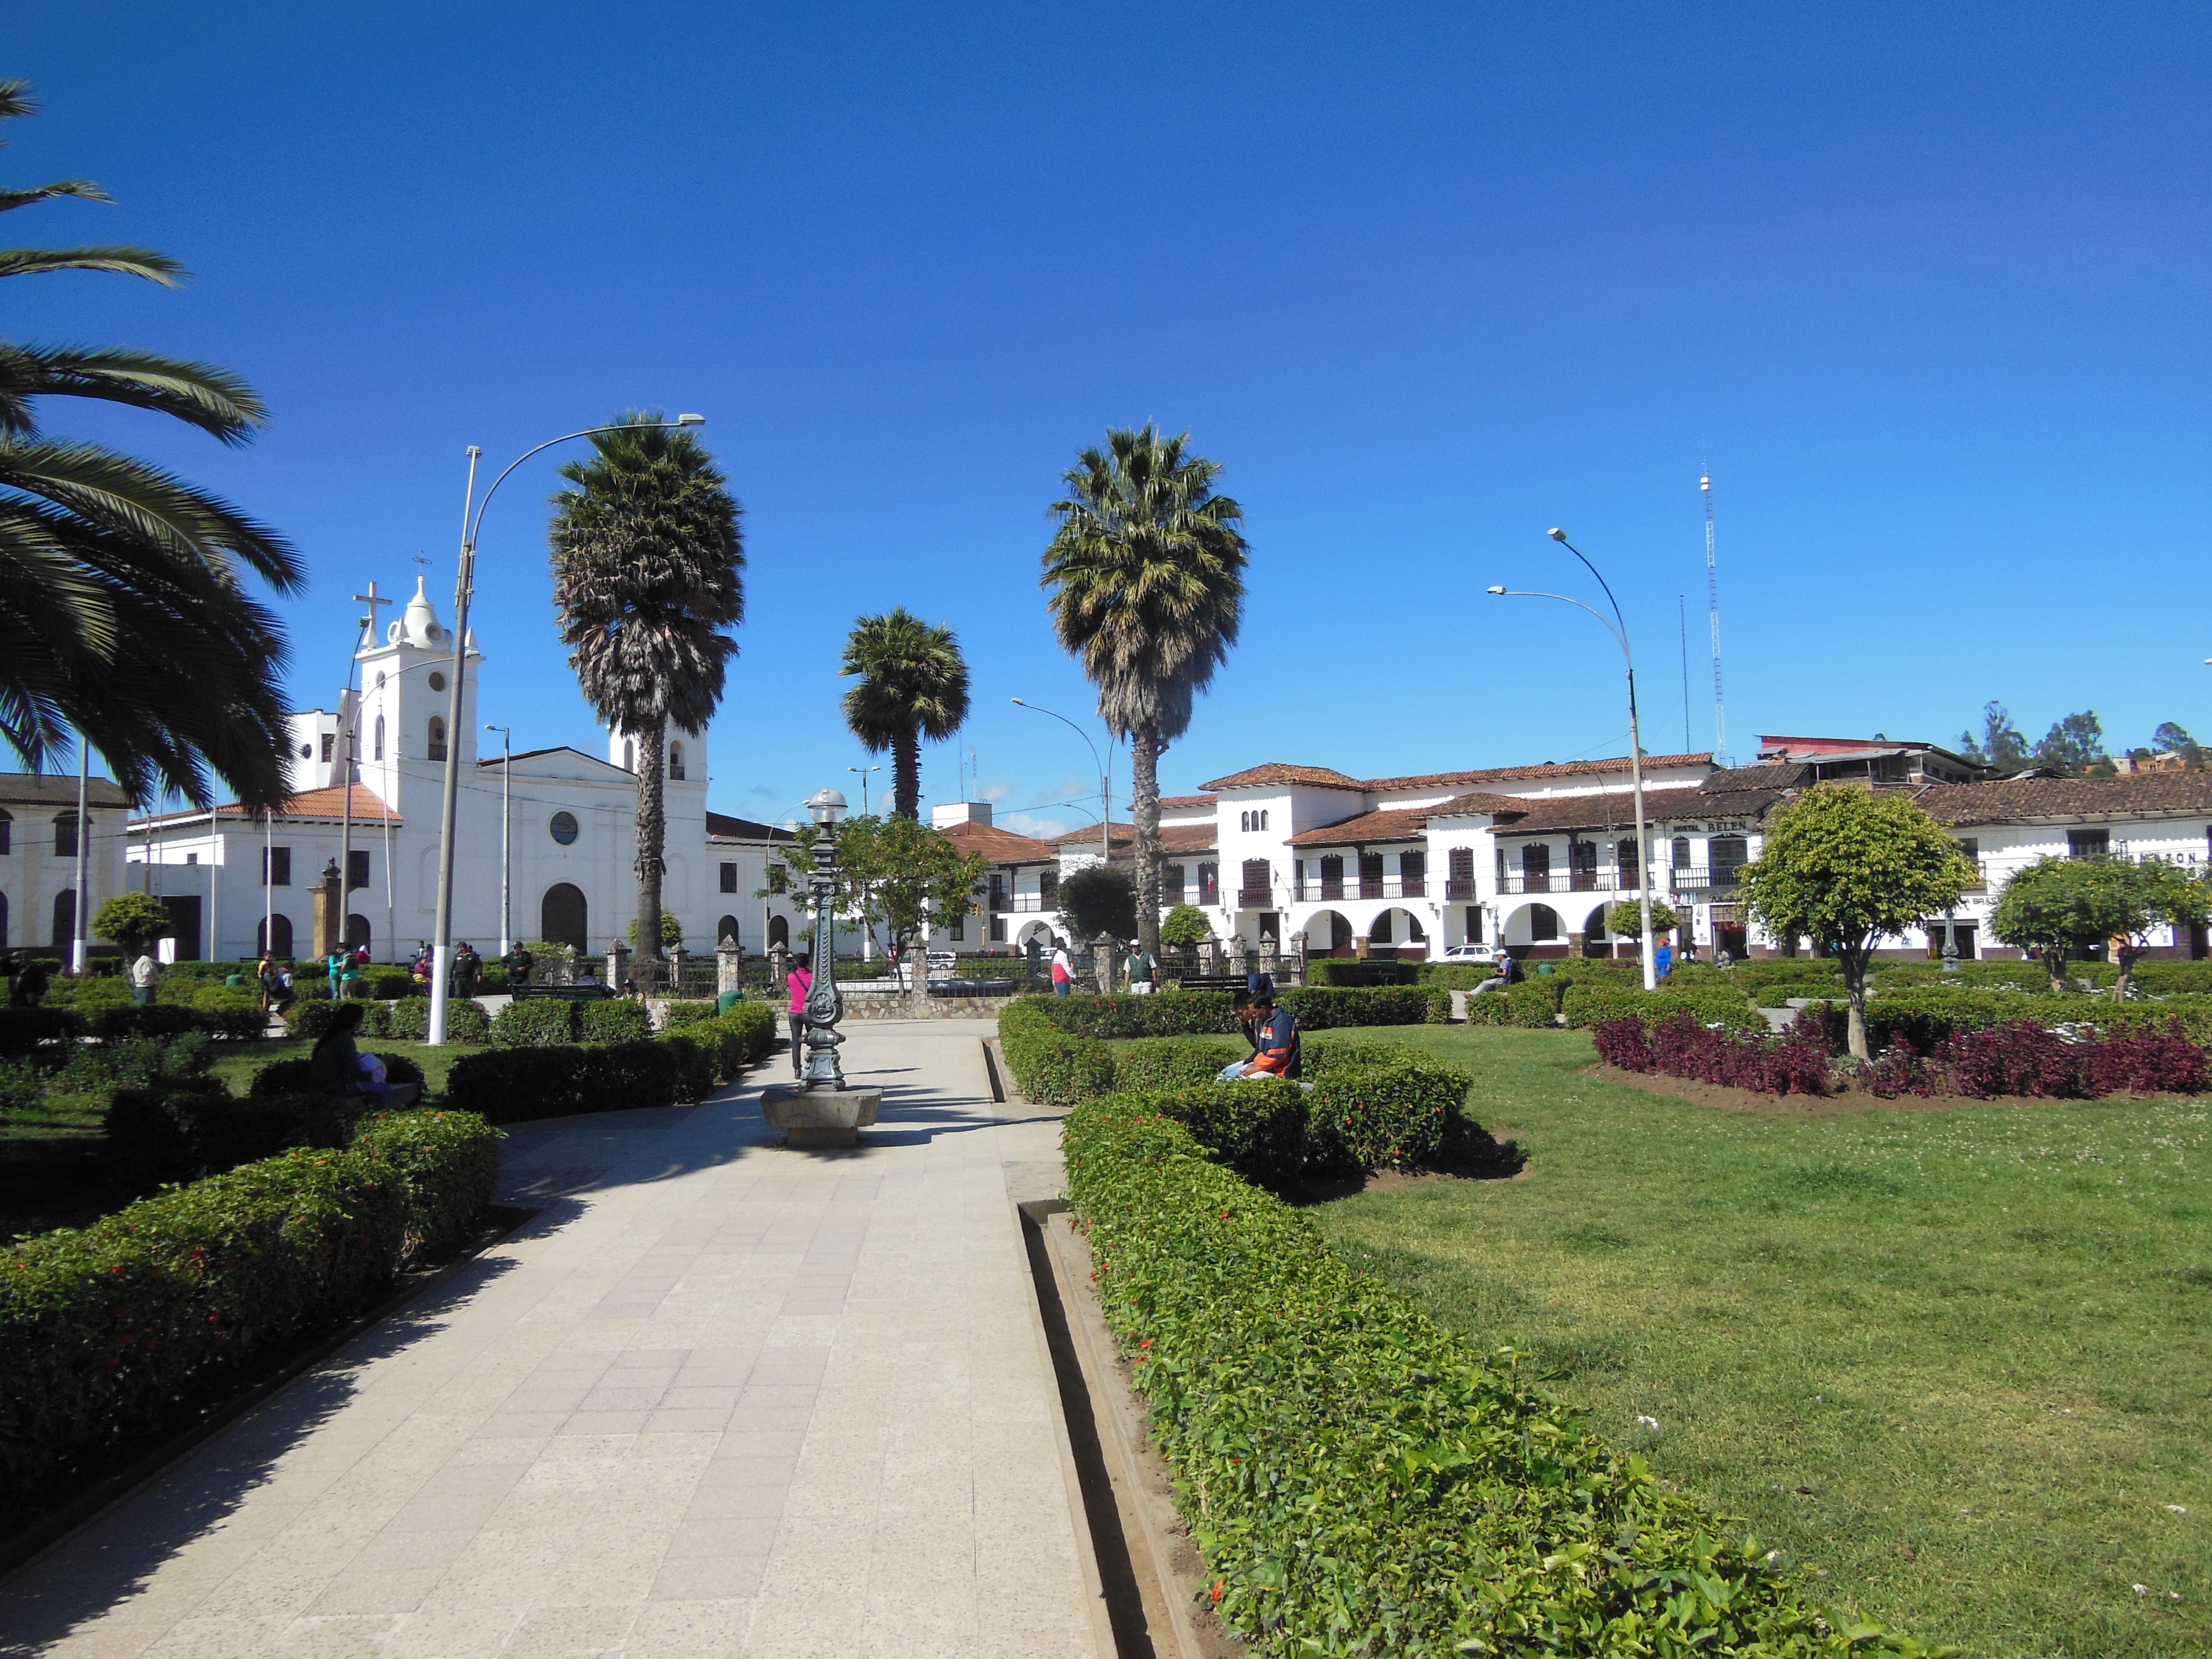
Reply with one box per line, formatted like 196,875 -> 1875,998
0,1022 -> 1099,1658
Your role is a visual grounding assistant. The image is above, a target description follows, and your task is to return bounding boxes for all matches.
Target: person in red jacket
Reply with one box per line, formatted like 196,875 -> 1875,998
785,958 -> 813,1078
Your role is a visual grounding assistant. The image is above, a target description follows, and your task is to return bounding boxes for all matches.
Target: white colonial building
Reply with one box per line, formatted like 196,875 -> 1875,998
0,772 -> 132,955
122,577 -> 804,963
920,733 -> 2212,964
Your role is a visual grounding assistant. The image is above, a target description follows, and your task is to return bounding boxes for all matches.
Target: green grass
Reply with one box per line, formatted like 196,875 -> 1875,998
203,1037 -> 472,1099
1306,1025 -> 2211,1659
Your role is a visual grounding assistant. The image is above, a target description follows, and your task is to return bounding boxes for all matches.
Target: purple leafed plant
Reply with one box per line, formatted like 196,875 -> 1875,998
1598,1012 -> 1831,1095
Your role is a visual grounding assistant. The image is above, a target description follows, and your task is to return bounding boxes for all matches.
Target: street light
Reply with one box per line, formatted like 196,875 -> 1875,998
800,787 -> 849,1089
426,415 -> 706,1044
1010,697 -> 1112,863
485,725 -> 511,956
846,764 -> 881,817
1488,528 -> 1659,990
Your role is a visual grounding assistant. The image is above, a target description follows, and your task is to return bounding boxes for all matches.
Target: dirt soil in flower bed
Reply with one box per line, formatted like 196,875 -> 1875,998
1588,1061 -> 2198,1115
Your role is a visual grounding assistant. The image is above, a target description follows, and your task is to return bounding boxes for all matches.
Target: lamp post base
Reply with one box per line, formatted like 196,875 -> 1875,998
760,1083 -> 882,1148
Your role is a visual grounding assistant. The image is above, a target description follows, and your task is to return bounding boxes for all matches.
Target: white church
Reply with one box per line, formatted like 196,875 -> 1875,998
125,577 -> 805,964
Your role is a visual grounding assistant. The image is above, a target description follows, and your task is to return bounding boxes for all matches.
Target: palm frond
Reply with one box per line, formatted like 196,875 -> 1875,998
0,342 -> 268,443
0,245 -> 184,284
0,179 -> 113,215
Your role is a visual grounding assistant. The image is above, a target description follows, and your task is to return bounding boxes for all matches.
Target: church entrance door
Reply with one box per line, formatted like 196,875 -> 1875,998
541,883 -> 588,953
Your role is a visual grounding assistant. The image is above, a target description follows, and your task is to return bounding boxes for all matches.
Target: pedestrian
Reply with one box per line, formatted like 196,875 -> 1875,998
1654,935 -> 1674,979
786,954 -> 813,1078
128,946 -> 161,1007
1127,938 -> 1159,994
1050,937 -> 1075,997
9,951 -> 48,1009
453,942 -> 481,998
257,952 -> 294,1015
326,949 -> 346,1002
504,942 -> 534,990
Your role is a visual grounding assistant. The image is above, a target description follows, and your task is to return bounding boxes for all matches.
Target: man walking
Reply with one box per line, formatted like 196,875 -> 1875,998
129,947 -> 161,1007
504,942 -> 534,990
453,942 -> 481,999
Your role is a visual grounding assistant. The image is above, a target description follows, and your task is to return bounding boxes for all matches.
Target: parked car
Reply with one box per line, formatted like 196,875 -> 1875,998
926,950 -> 959,977
1440,943 -> 1497,964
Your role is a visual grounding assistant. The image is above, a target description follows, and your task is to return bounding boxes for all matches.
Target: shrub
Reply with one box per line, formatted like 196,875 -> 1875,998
656,1030 -> 718,1102
579,999 -> 652,1045
1275,985 -> 1432,1029
1061,1095 -> 1908,1657
659,1000 -> 721,1029
0,1006 -> 87,1062
53,1032 -> 214,1098
2132,961 -> 2212,996
441,1039 -> 682,1125
1414,962 -> 1498,989
286,999 -> 396,1042
0,1059 -> 46,1115
1304,960 -> 1418,987
1596,1012 -> 1833,1095
384,996 -> 489,1043
245,1052 -> 426,1099
351,1109 -> 502,1259
999,1002 -> 1120,1105
1111,1037 -> 1243,1093
1563,983 -> 1766,1034
105,1081 -> 355,1186
1129,1080 -> 1311,1188
1305,1058 -> 1471,1174
1505,980 -> 1562,1027
1027,991 -> 1236,1039
490,997 -> 578,1048
1460,985 -> 1514,1024
715,1001 -> 779,1067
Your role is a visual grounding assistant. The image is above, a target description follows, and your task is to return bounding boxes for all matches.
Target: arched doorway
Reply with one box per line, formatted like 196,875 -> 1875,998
1582,904 -> 1612,958
1368,907 -> 1428,959
541,883 -> 588,952
767,914 -> 790,950
258,914 -> 295,958
1305,910 -> 1354,955
50,890 -> 74,950
1503,902 -> 1563,953
717,914 -> 740,944
345,914 -> 373,955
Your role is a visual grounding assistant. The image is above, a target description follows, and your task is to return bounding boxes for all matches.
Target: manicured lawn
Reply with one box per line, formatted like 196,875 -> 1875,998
1307,1025 -> 2210,1659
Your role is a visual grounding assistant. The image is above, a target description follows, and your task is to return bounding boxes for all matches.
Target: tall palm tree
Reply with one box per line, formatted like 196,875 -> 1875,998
839,609 -> 970,819
1041,424 -> 1247,959
548,414 -> 745,968
0,80 -> 301,808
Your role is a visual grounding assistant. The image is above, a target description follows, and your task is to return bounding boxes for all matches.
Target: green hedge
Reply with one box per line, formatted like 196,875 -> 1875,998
287,999 -> 390,1042
999,999 -> 1120,1104
1304,1058 -> 1470,1173
1062,1095 -> 1926,1657
658,1000 -> 721,1028
1305,960 -> 1419,987
1562,982 -> 1768,1034
0,1007 -> 86,1061
351,1108 -> 502,1258
579,999 -> 652,1044
108,1054 -> 433,1185
383,996 -> 490,1043
0,1108 -> 499,1522
1803,987 -> 2212,1054
490,997 -> 578,1047
440,1005 -> 774,1124
1109,1036 -> 1244,1093
1125,1080 -> 1311,1188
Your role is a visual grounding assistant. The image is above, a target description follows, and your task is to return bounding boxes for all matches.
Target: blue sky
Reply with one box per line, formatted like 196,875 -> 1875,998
12,3 -> 2211,833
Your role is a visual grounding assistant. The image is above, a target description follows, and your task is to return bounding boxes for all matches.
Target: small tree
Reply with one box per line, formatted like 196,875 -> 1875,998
1992,855 -> 2209,998
93,892 -> 172,956
763,815 -> 987,971
627,912 -> 682,950
1159,903 -> 1212,950
1738,786 -> 1974,1059
1060,864 -> 1136,943
2034,710 -> 2107,776
1605,899 -> 1681,939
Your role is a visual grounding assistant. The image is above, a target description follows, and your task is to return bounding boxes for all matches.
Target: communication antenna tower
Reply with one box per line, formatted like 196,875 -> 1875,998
1701,470 -> 1729,767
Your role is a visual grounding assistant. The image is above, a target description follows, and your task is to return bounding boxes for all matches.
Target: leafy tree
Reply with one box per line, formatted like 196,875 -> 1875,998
763,814 -> 986,970
1956,701 -> 2030,770
93,891 -> 171,954
1059,863 -> 1137,944
1738,786 -> 1975,1059
548,415 -> 744,967
0,81 -> 302,809
838,608 -> 969,820
2152,721 -> 2204,768
626,911 -> 682,949
1159,903 -> 1212,950
1042,425 -> 1247,962
2033,710 -> 2106,777
1605,899 -> 1681,938
1991,855 -> 2210,998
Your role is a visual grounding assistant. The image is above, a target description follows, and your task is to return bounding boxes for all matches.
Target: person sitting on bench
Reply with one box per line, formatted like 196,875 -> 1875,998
311,1002 -> 415,1108
1216,983 -> 1301,1082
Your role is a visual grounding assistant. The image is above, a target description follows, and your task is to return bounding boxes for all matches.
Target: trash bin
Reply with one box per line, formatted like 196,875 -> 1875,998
717,988 -> 745,1015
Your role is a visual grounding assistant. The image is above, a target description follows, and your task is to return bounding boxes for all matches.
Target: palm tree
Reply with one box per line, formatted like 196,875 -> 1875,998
839,609 -> 970,819
0,79 -> 301,808
548,414 -> 745,970
1041,424 -> 1247,959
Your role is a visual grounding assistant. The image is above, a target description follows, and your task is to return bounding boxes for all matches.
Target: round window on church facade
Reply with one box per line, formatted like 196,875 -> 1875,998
549,811 -> 578,845
428,671 -> 447,692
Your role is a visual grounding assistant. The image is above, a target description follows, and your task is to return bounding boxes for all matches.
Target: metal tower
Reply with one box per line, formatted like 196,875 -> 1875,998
1701,470 -> 1728,768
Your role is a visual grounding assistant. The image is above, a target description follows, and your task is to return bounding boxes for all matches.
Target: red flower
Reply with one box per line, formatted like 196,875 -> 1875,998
1211,1581 -> 1226,1603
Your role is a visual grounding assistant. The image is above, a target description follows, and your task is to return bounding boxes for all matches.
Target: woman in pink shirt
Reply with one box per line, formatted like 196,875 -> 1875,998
785,960 -> 813,1078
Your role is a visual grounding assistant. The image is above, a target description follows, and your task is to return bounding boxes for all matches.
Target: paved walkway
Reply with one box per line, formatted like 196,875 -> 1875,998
1,1023 -> 1096,1659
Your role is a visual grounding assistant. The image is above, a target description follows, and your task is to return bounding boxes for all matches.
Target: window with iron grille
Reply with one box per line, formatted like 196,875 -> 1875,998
2068,829 -> 2109,859
720,862 -> 737,893
263,846 -> 291,887
347,850 -> 370,891
1198,862 -> 1218,904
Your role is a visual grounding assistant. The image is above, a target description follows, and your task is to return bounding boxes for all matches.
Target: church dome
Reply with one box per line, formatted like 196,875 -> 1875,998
401,577 -> 446,648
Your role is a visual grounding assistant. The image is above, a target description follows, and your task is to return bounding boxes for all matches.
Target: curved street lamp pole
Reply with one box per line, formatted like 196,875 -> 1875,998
426,415 -> 704,1044
1010,697 -> 1111,864
1488,528 -> 1658,990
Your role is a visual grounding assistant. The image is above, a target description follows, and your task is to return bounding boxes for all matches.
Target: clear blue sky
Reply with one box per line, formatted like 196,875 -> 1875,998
13,4 -> 2210,833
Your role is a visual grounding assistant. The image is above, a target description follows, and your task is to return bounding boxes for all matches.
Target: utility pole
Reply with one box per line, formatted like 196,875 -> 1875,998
1702,471 -> 1728,767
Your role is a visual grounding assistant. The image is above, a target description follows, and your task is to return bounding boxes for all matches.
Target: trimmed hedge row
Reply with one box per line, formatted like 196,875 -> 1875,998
0,1107 -> 499,1522
1063,1095 -> 1923,1657
442,1005 -> 777,1125
1805,988 -> 2212,1054
1016,986 -> 1443,1041
1,1001 -> 267,1055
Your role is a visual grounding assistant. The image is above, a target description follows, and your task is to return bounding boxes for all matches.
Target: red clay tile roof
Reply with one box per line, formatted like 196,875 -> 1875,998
941,819 -> 1064,864
1160,822 -> 1218,855
1915,774 -> 2212,827
1486,783 -> 1776,835
204,785 -> 400,823
1286,792 -> 1530,847
1157,793 -> 1218,810
1199,763 -> 1364,791
0,774 -> 131,809
1361,753 -> 1715,791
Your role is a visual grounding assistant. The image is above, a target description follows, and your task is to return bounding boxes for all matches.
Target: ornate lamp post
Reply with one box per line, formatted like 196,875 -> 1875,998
800,786 -> 849,1088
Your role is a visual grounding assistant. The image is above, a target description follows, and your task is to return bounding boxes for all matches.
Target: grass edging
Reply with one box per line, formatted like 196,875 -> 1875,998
1064,1089 -> 1939,1656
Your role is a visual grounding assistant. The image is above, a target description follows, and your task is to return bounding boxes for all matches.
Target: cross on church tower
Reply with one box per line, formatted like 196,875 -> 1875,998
353,579 -> 392,649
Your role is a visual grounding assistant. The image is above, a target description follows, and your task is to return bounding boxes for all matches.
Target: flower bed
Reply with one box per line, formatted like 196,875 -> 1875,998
1063,1092 -> 1926,1656
0,1106 -> 499,1525
1595,1012 -> 1834,1095
1862,1019 -> 2207,1100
